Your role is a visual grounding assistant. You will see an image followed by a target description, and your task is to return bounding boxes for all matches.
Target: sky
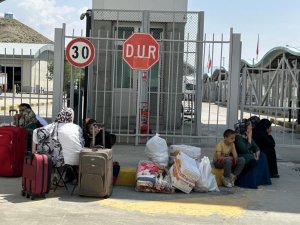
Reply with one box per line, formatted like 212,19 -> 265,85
1,0 -> 300,61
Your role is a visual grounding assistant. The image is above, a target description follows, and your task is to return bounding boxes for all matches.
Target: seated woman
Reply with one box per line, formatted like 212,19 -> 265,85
18,108 -> 38,151
249,115 -> 260,129
83,118 -> 119,184
253,119 -> 279,178
83,118 -> 116,148
33,107 -> 84,167
33,107 -> 84,185
234,118 -> 271,188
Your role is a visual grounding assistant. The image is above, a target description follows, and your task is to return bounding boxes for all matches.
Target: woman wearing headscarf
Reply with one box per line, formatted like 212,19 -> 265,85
18,108 -> 38,151
253,119 -> 279,178
234,118 -> 271,188
18,108 -> 38,129
249,115 -> 260,129
33,107 -> 84,168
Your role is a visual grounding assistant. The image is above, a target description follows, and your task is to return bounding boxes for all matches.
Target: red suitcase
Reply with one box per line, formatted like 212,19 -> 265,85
22,153 -> 52,200
0,126 -> 27,177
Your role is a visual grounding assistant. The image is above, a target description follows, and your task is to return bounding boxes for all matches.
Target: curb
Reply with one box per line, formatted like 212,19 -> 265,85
115,167 -> 224,187
0,101 -> 53,111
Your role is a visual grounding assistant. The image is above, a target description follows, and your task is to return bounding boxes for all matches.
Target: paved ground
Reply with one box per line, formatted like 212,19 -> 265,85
1,95 -> 300,224
1,144 -> 300,225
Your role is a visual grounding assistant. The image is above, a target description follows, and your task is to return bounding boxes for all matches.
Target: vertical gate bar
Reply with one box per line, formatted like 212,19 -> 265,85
227,30 -> 241,128
156,49 -> 162,134
69,65 -> 74,108
69,31 -> 75,110
166,33 -> 173,135
103,30 -> 109,127
53,25 -> 65,121
216,34 -> 224,134
29,49 -> 32,106
280,56 -> 285,107
207,34 -> 215,131
94,30 -> 100,121
20,49 -> 24,105
111,36 -> 116,139
173,33 -> 181,135
46,50 -> 50,120
195,11 -> 204,136
240,68 -> 247,119
103,31 -> 110,131
38,51 -> 41,115
135,74 -> 141,145
12,48 -> 15,107
182,33 -> 190,139
112,31 -> 118,135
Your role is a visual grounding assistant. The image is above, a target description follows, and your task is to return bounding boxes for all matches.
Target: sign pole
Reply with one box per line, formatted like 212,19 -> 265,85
122,31 -> 159,143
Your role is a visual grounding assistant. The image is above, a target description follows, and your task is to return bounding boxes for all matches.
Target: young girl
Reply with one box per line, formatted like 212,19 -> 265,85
213,129 -> 245,187
83,119 -> 116,148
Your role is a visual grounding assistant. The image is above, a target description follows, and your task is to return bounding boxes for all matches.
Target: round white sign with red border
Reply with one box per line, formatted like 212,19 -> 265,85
66,37 -> 95,68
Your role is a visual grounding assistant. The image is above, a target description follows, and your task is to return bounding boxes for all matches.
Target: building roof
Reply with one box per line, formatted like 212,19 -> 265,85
0,43 -> 54,58
0,17 -> 52,44
241,46 -> 300,69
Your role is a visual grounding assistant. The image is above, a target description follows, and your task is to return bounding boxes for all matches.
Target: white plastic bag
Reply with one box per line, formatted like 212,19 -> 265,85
145,134 -> 169,167
169,144 -> 201,164
194,156 -> 219,192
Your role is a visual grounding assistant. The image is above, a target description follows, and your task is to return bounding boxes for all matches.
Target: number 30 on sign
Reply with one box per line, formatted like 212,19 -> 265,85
66,38 -> 95,68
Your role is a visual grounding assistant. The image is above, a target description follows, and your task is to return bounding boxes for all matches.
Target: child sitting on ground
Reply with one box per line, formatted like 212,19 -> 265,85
213,129 -> 245,187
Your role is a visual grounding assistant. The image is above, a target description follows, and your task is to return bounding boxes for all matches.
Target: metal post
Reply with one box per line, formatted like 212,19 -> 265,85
53,25 -> 65,121
135,10 -> 150,145
227,29 -> 241,128
195,11 -> 204,136
83,9 -> 92,119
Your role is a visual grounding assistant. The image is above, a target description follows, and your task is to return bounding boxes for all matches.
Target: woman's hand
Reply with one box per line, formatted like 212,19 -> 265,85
255,151 -> 260,160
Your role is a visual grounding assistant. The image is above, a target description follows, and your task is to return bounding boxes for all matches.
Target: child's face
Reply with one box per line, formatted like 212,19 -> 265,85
224,134 -> 235,145
88,124 -> 100,136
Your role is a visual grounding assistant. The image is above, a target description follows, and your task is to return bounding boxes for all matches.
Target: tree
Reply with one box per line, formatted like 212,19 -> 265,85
46,60 -> 84,89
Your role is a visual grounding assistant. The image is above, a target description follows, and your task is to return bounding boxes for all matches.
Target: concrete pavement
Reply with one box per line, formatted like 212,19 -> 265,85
1,144 -> 300,225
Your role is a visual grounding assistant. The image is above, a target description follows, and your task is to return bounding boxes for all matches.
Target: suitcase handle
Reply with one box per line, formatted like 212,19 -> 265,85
9,109 -> 18,114
9,109 -> 18,126
91,123 -> 105,148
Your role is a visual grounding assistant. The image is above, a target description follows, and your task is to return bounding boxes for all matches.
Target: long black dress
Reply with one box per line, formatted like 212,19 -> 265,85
253,127 -> 279,177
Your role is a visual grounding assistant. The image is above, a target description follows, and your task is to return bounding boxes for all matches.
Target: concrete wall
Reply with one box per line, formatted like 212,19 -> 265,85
22,60 -> 53,93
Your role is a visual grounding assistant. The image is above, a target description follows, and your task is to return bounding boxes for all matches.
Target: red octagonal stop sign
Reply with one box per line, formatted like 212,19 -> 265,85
122,33 -> 160,70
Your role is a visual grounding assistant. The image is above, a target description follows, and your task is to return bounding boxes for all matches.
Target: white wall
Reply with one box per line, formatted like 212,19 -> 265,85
92,0 -> 187,11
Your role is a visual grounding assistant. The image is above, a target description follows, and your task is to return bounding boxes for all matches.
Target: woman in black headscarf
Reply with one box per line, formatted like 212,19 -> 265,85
253,119 -> 279,178
234,118 -> 271,188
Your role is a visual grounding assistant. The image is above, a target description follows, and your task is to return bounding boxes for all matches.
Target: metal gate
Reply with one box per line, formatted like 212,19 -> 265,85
53,10 -> 241,146
0,43 -> 54,124
240,53 -> 300,147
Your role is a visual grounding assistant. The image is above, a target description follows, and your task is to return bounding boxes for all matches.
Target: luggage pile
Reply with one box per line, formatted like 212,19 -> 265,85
136,134 -> 219,194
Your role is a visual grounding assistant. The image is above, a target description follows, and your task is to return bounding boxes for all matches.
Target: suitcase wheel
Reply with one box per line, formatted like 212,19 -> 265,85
30,195 -> 35,200
26,193 -> 30,198
41,194 -> 46,198
21,191 -> 25,197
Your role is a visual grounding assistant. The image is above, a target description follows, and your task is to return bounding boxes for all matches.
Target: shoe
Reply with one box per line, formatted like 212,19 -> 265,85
222,176 -> 232,188
271,174 -> 280,178
229,173 -> 237,187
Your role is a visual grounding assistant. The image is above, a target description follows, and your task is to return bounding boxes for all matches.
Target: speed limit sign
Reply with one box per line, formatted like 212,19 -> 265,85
66,37 -> 95,68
